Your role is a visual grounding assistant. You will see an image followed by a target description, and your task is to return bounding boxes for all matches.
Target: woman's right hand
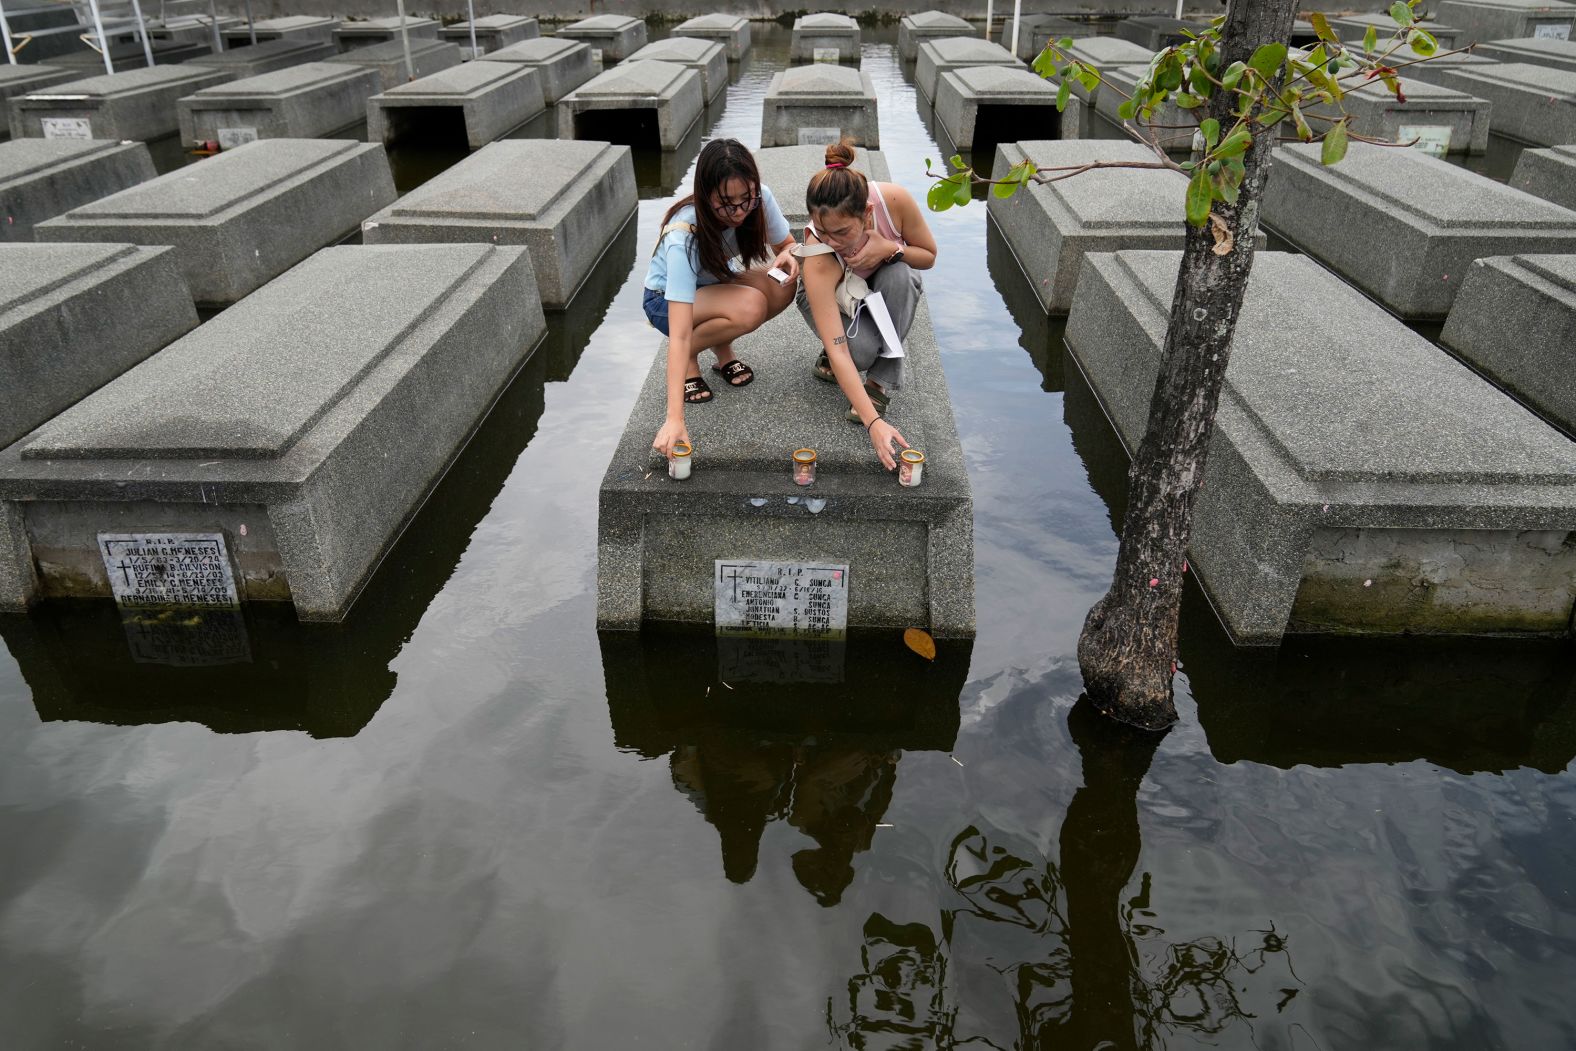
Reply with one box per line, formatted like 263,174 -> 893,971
868,418 -> 909,471
653,417 -> 689,459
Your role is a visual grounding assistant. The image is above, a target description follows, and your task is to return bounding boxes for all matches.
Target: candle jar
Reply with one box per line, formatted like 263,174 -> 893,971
669,440 -> 693,480
898,448 -> 925,487
792,448 -> 817,486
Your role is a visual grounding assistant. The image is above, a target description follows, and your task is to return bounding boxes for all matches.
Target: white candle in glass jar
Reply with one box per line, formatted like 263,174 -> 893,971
669,440 -> 693,480
898,448 -> 925,487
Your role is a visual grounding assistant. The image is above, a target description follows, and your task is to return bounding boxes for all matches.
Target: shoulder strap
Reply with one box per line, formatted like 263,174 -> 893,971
791,223 -> 838,259
651,220 -> 697,256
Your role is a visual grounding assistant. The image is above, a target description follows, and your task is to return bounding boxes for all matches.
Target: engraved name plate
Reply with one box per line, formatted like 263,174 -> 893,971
218,126 -> 259,150
797,125 -> 843,145
99,533 -> 241,610
812,47 -> 841,63
1400,124 -> 1452,158
41,117 -> 92,140
715,559 -> 849,639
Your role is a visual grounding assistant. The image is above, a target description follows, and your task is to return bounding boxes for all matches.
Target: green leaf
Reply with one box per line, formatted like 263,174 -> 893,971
1200,117 -> 1221,149
1363,25 -> 1379,53
1032,48 -> 1058,77
1189,63 -> 1214,98
1217,124 -> 1253,158
1408,28 -> 1437,55
1292,103 -> 1313,142
1117,97 -> 1138,121
1076,65 -> 1100,93
1157,58 -> 1184,92
1213,170 -> 1240,204
1221,61 -> 1247,89
1248,42 -> 1287,83
1175,92 -> 1203,109
993,177 -> 1019,198
925,157 -> 932,169
1019,163 -> 1036,188
1056,77 -> 1072,112
1309,11 -> 1337,43
1185,168 -> 1212,227
949,154 -> 966,171
953,173 -> 972,207
1390,1 -> 1414,26
1321,120 -> 1349,165
1057,36 -> 1073,49
926,179 -> 954,212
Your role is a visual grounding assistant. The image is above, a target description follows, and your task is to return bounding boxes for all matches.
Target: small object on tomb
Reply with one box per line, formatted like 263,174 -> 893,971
792,447 -> 818,486
898,448 -> 925,487
668,439 -> 693,480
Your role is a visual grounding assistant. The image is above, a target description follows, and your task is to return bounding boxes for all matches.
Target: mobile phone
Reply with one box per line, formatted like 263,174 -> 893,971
767,266 -> 792,285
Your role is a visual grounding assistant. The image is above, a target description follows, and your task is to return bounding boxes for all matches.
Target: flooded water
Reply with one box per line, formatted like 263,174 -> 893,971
3,24 -> 1574,1050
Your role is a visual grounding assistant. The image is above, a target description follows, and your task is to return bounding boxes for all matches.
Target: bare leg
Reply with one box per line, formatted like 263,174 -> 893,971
689,280 -> 774,382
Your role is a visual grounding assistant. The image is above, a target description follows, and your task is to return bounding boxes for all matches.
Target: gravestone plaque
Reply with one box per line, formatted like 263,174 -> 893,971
813,47 -> 840,63
714,559 -> 849,639
1535,23 -> 1571,39
1402,124 -> 1453,157
797,125 -> 842,145
589,48 -> 603,64
218,126 -> 259,150
41,117 -> 92,139
98,533 -> 241,610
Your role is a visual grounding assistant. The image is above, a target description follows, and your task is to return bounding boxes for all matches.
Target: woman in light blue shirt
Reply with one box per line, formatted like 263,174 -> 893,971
645,138 -> 799,457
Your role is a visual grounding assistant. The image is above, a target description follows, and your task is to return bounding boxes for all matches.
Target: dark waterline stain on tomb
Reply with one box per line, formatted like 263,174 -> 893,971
0,22 -> 1572,1051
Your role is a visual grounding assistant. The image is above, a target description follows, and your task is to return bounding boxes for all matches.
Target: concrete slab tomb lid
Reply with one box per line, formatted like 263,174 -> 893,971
1010,140 -> 1195,228
1476,37 -> 1576,68
379,60 -> 530,96
904,11 -> 973,29
448,15 -> 535,31
338,16 -> 437,32
374,139 -> 614,222
773,63 -> 868,95
484,38 -> 585,63
1438,61 -> 1576,96
563,14 -> 643,32
56,138 -> 372,223
677,14 -> 748,30
1340,76 -> 1487,104
1097,250 -> 1576,485
1446,0 -> 1576,10
0,138 -> 144,182
1061,36 -> 1156,66
627,38 -> 723,62
753,145 -> 891,221
0,242 -> 149,315
245,16 -> 338,32
327,38 -> 455,63
195,38 -> 334,66
26,64 -> 226,98
923,37 -> 1019,63
575,60 -> 695,96
20,243 -> 503,461
797,13 -> 859,29
0,64 -> 73,94
186,62 -> 372,98
947,64 -> 1059,97
1274,140 -> 1576,233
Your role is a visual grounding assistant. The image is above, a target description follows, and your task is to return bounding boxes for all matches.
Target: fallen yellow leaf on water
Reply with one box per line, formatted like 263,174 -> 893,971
903,627 -> 936,661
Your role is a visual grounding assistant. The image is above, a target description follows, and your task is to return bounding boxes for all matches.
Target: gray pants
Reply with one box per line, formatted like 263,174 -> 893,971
797,261 -> 922,392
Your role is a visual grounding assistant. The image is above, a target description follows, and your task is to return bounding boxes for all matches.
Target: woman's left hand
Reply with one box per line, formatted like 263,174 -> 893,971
772,245 -> 800,281
847,234 -> 898,273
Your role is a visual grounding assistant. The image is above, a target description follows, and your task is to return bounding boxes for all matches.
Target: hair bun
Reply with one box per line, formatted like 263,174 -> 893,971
824,141 -> 856,168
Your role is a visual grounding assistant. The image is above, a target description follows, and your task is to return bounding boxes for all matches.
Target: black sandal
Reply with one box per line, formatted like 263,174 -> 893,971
711,359 -> 754,387
812,351 -> 837,384
683,375 -> 713,403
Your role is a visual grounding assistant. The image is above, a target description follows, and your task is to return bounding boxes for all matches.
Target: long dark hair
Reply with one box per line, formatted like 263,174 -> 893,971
660,138 -> 769,284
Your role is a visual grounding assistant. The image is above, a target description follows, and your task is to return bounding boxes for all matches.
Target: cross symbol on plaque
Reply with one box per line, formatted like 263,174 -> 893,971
115,560 -> 134,586
726,566 -> 744,601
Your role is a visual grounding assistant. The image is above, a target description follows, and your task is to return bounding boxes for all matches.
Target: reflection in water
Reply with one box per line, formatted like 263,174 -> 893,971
832,700 -> 1300,1049
0,234 -> 631,738
985,219 -> 1066,392
600,629 -> 968,904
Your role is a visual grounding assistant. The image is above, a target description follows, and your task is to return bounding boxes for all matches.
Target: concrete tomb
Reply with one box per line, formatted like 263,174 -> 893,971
223,16 -> 340,46
1060,36 -> 1156,110
361,138 -> 636,309
753,144 -> 891,225
368,62 -> 545,150
0,66 -> 74,137
761,64 -> 879,148
597,302 -> 975,638
934,66 -> 1060,156
0,139 -> 155,242
998,13 -> 1081,61
791,14 -> 861,65
1510,143 -> 1576,209
1066,249 -> 1576,642
1115,15 -> 1208,51
915,37 -> 1021,102
55,40 -> 213,70
325,39 -> 463,92
1385,41 -> 1501,88
988,139 -> 1265,314
625,38 -> 728,101
1437,0 -> 1576,43
1091,65 -> 1192,149
1319,77 -> 1491,155
36,138 -> 398,306
557,61 -> 704,150
898,12 -> 976,62
128,14 -> 241,48
176,64 -> 383,149
441,15 -> 539,58
188,38 -> 340,80
1442,254 -> 1576,434
673,14 -> 752,62
1428,62 -> 1576,146
556,15 -> 649,64
0,243 -> 197,449
479,38 -> 597,104
9,64 -> 231,143
0,242 -> 547,623
1330,13 -> 1464,48
332,16 -> 440,52
1261,141 -> 1576,318
1475,36 -> 1576,71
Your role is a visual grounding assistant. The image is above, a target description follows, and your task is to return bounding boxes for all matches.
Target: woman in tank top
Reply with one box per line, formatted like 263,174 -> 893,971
797,141 -> 938,470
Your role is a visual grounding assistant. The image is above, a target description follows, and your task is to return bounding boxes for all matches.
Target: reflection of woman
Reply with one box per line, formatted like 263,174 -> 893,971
797,142 -> 938,469
645,138 -> 800,458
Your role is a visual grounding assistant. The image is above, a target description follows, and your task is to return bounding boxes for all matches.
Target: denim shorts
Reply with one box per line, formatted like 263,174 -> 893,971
643,287 -> 670,336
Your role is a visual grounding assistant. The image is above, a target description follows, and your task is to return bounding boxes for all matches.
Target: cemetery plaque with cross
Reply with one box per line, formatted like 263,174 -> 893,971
715,559 -> 849,639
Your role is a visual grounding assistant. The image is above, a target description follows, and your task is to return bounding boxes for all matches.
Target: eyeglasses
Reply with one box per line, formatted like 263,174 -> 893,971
713,192 -> 761,216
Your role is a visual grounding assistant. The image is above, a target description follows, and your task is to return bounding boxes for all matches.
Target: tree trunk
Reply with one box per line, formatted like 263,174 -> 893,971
1077,0 -> 1301,731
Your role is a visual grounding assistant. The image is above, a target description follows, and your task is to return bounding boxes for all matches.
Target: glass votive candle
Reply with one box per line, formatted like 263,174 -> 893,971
792,448 -> 817,486
669,440 -> 693,480
898,448 -> 925,487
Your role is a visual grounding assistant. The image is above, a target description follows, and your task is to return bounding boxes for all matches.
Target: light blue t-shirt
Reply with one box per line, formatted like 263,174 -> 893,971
643,185 -> 791,304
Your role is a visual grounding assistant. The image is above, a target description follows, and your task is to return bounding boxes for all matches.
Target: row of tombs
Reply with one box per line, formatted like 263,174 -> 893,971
4,9 -> 1576,648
